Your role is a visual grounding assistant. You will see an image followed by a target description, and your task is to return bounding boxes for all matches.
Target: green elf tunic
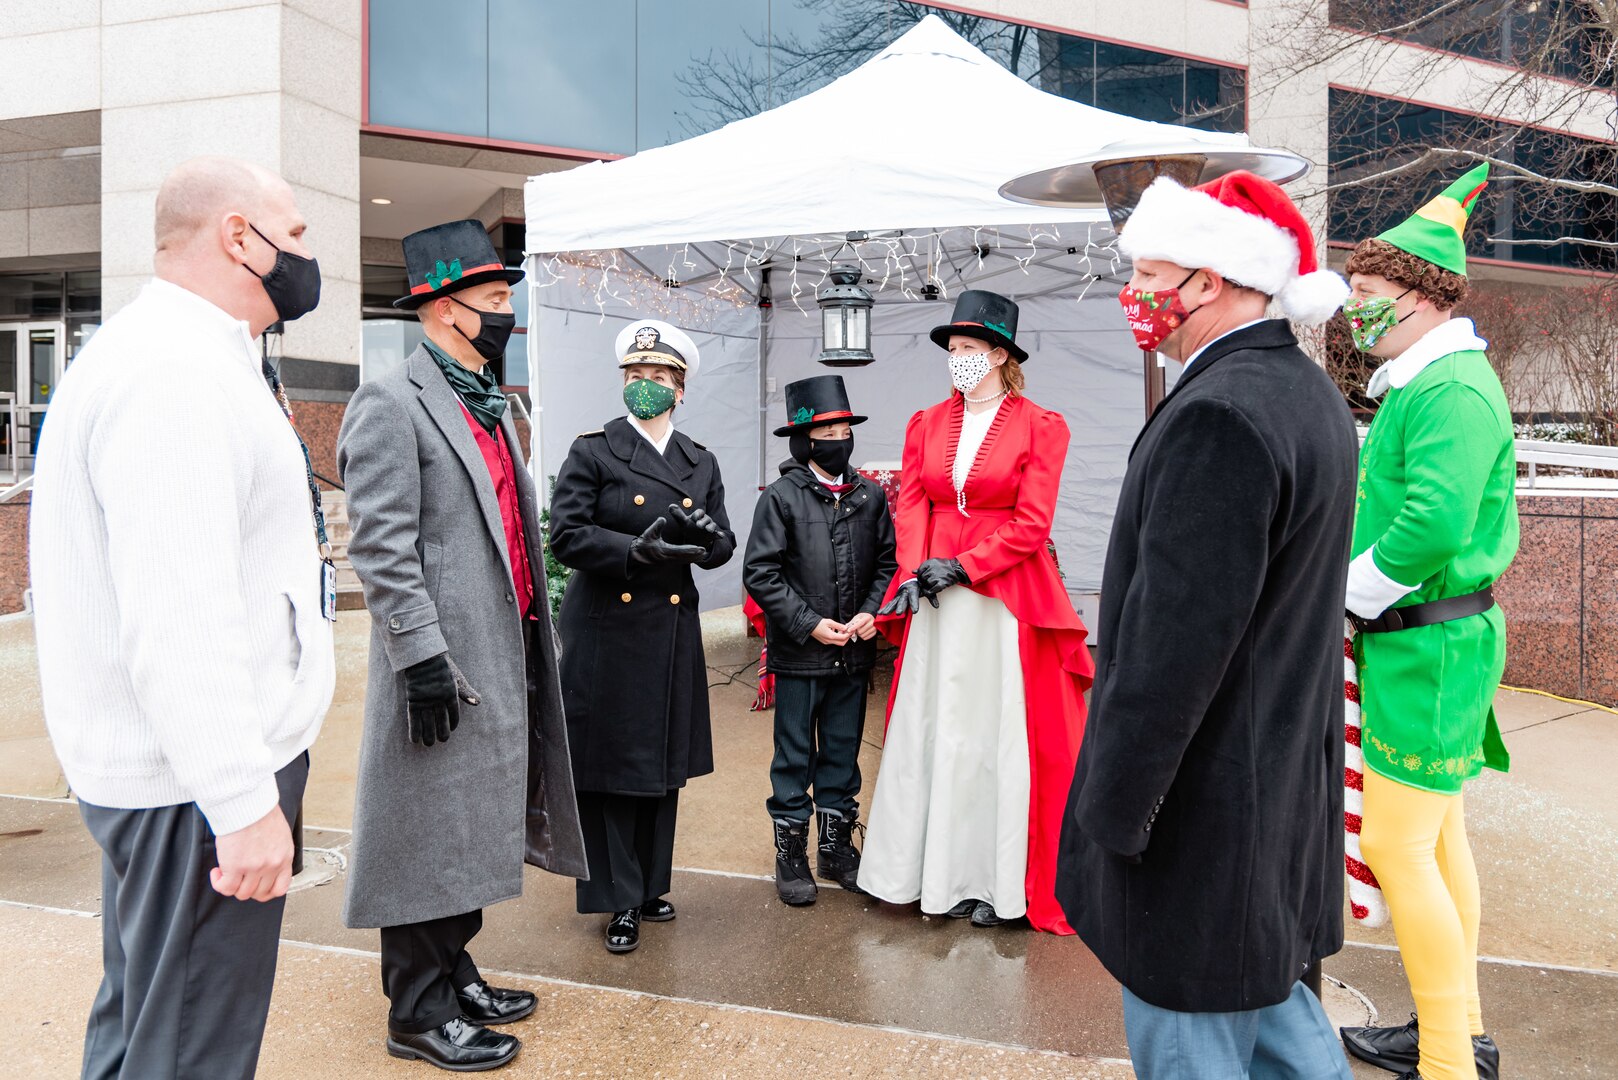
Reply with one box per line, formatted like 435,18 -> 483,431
1350,317 -> 1517,794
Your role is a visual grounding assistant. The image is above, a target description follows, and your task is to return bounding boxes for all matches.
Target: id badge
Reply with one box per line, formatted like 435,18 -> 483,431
320,559 -> 338,621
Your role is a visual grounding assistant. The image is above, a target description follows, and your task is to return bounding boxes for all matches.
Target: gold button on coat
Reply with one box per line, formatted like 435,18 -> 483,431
620,592 -> 632,603
681,498 -> 693,508
669,594 -> 680,605
634,494 -> 645,505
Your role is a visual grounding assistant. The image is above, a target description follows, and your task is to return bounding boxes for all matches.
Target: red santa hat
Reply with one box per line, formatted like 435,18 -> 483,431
1118,170 -> 1349,326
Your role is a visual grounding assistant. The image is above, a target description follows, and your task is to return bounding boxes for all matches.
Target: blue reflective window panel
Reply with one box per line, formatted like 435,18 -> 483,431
368,0 -> 488,138
639,0 -> 768,146
488,0 -> 636,154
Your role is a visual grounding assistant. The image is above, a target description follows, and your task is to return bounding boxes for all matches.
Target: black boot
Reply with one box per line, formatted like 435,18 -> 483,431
1342,1014 -> 1499,1080
773,819 -> 818,906
815,808 -> 866,893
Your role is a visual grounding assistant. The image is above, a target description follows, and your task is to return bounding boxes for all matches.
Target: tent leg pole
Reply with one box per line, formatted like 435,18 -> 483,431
526,258 -> 545,496
757,278 -> 770,493
1143,348 -> 1166,417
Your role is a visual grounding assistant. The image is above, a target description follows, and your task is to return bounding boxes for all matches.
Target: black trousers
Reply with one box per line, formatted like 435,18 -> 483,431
78,753 -> 309,1080
766,670 -> 869,823
379,909 -> 484,1033
574,789 -> 679,914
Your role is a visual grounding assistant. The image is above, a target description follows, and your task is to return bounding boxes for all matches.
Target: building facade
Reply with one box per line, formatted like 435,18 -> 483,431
1,0 -> 1612,610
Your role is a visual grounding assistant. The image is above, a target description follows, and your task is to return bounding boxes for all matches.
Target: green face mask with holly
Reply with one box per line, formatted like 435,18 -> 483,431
624,377 -> 677,420
1343,288 -> 1412,352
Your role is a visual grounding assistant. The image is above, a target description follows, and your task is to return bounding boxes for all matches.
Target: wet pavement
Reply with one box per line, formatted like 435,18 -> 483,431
1,608 -> 1615,1077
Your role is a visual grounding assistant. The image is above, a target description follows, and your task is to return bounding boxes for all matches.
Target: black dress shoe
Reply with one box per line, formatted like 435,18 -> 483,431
386,1016 -> 519,1072
1342,1015 -> 1499,1079
606,908 -> 640,953
456,980 -> 537,1025
969,901 -> 1008,928
944,898 -> 980,919
640,897 -> 676,922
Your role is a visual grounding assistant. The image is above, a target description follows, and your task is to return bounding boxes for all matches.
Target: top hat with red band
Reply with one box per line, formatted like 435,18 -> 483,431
773,375 -> 868,437
928,289 -> 1028,362
392,219 -> 524,309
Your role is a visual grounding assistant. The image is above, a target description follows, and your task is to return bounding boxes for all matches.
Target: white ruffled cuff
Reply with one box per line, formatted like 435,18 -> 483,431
1345,548 -> 1419,620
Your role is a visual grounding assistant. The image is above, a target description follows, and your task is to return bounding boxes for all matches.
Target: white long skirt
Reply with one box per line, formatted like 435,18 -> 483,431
857,586 -> 1031,918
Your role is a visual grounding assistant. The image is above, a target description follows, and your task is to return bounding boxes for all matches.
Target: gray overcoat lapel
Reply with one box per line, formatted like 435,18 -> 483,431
409,346 -> 511,577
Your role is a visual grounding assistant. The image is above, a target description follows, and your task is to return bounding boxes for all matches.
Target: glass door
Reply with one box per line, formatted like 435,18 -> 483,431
0,321 -> 65,476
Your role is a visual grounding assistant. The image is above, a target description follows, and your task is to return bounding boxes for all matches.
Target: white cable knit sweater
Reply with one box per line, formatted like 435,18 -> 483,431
29,279 -> 335,835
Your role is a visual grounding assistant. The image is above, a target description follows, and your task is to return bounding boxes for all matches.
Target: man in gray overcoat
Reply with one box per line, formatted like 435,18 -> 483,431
338,220 -> 587,1073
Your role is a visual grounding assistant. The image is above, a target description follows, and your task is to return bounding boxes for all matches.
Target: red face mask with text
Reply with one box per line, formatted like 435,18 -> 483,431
1118,270 -> 1200,353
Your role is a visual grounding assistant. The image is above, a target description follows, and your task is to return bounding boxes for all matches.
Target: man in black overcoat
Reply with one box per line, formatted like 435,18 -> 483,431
1056,172 -> 1359,1079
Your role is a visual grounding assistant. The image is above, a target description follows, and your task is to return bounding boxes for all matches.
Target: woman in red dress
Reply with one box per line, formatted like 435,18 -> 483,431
859,290 -> 1093,934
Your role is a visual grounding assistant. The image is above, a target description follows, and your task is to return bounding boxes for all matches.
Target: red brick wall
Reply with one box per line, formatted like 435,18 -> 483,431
0,498 -> 28,614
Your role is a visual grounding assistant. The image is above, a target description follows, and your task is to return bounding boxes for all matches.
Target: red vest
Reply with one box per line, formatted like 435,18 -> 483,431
460,407 -> 535,619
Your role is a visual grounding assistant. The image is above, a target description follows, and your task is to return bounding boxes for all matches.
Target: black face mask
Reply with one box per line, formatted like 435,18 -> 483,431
808,435 -> 853,478
245,223 -> 321,323
450,294 -> 516,361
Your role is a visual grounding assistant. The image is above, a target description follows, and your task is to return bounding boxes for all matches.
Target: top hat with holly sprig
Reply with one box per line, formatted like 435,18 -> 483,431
928,289 -> 1029,362
392,219 -> 524,309
772,375 -> 868,437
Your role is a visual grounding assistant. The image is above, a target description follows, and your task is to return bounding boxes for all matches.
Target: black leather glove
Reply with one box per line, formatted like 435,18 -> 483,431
667,503 -> 721,548
629,516 -> 708,565
877,578 -> 934,617
916,557 -> 970,597
404,653 -> 459,747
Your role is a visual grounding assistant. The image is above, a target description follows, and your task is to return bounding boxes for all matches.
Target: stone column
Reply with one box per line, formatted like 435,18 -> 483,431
99,0 -> 362,376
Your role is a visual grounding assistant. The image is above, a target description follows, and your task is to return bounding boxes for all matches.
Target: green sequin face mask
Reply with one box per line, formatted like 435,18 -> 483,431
624,377 -> 677,420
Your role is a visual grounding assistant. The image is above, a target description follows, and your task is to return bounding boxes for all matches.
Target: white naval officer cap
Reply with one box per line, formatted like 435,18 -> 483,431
615,319 -> 700,380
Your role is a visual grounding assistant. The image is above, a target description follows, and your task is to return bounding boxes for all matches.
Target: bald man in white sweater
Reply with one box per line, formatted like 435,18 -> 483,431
29,157 -> 335,1080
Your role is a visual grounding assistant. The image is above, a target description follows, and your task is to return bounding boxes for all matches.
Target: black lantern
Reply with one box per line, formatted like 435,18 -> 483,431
816,265 -> 874,367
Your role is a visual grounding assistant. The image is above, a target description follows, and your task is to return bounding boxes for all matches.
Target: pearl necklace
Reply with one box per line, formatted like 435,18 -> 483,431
963,388 -> 1008,405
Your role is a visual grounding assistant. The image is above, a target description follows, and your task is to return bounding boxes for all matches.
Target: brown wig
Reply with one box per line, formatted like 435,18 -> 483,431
1344,238 -> 1469,311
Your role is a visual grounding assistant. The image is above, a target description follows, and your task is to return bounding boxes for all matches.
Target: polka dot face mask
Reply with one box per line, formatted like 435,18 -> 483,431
623,377 -> 677,420
949,351 -> 992,395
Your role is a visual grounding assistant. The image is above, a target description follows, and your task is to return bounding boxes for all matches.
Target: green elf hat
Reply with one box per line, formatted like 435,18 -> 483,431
1374,162 -> 1489,276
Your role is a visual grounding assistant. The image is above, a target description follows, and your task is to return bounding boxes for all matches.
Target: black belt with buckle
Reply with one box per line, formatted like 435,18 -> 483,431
1349,587 -> 1495,635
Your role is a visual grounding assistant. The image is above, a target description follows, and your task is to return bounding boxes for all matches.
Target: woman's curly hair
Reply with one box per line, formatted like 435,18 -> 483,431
1344,238 -> 1469,311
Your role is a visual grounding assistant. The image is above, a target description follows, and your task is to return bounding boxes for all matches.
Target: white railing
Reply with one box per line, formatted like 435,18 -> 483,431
1515,439 -> 1618,488
0,473 -> 32,504
0,392 -> 17,485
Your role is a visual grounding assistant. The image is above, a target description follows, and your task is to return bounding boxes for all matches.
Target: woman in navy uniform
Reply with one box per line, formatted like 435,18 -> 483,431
549,319 -> 735,954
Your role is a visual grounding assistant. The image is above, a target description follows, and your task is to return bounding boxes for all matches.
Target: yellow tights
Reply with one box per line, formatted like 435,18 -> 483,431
1360,767 -> 1485,1080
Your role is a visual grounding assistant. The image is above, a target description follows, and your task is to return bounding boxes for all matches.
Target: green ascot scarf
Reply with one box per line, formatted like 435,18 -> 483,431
424,339 -> 507,433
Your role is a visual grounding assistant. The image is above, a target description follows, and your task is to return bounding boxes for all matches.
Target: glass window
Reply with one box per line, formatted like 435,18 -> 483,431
642,0 -> 768,146
366,0 -> 1246,152
368,0 -> 489,138
0,273 -> 64,320
1095,43 -> 1183,126
1328,89 -> 1618,271
362,264 -> 411,313
1329,0 -> 1610,84
488,0 -> 636,153
1183,61 -> 1246,134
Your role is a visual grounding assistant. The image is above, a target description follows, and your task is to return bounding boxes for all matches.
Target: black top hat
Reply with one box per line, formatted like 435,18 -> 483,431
773,375 -> 868,437
928,289 -> 1028,362
393,219 -> 525,309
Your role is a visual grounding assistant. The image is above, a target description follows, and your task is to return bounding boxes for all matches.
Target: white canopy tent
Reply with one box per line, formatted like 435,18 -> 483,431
522,16 -> 1268,612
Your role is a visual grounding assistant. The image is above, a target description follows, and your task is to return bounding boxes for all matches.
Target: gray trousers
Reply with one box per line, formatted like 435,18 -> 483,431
78,754 -> 309,1080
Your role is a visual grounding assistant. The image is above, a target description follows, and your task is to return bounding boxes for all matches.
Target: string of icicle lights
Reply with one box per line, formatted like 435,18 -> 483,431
528,223 -> 1124,322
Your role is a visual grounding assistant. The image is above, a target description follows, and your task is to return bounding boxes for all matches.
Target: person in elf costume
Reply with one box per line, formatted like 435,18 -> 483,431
1337,163 -> 1515,1080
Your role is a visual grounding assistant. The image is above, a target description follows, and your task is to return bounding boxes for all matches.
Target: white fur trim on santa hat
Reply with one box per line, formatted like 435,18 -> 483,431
1278,270 -> 1352,326
1120,177 -> 1348,326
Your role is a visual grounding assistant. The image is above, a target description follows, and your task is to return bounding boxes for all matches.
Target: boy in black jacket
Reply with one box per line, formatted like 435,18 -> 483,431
744,376 -> 897,906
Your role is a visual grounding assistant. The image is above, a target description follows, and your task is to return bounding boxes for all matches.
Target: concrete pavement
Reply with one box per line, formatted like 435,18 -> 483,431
1,608 -> 1614,1077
